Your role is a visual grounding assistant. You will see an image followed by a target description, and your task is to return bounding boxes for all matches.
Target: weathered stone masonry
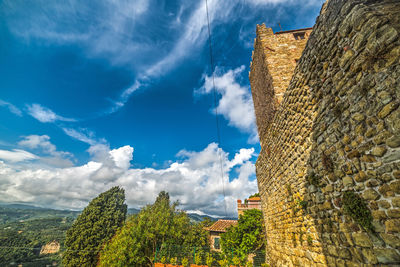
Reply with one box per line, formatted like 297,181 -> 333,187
250,0 -> 400,266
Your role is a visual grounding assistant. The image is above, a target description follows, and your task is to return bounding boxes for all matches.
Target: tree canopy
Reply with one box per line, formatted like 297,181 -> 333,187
220,209 -> 264,262
98,191 -> 208,266
62,186 -> 127,267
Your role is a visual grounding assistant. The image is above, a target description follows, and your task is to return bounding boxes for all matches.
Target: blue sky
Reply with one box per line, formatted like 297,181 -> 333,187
0,0 -> 324,216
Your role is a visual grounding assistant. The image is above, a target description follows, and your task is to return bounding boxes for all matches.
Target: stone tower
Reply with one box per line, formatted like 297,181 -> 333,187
250,25 -> 312,145
250,0 -> 400,265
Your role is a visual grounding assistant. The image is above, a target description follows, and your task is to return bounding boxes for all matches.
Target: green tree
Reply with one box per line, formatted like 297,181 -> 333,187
98,191 -> 208,266
221,209 -> 264,262
62,186 -> 127,267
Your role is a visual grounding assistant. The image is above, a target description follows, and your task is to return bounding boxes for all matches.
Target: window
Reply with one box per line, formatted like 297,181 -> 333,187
214,237 -> 220,249
293,32 -> 305,40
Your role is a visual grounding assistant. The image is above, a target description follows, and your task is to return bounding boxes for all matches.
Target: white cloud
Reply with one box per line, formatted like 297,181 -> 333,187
0,99 -> 22,116
18,135 -> 56,154
110,146 -> 134,170
0,143 -> 257,216
3,0 -> 150,66
27,104 -> 76,123
0,149 -> 37,162
198,66 -> 258,143
144,0 -> 234,78
62,128 -> 106,146
18,135 -> 74,168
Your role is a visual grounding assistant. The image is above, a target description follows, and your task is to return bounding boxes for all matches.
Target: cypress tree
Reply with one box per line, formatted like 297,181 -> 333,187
62,186 -> 127,267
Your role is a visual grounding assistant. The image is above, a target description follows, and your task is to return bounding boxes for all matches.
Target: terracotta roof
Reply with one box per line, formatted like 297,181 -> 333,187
248,196 -> 261,201
206,220 -> 238,233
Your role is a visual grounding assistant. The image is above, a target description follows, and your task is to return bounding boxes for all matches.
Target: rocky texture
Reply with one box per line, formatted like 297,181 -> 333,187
40,240 -> 60,255
250,0 -> 400,266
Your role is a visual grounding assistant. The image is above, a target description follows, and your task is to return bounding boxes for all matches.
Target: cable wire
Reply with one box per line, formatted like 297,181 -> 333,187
205,0 -> 228,217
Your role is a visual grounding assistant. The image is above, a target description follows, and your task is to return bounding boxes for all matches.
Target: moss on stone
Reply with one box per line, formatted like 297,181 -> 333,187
342,191 -> 374,232
307,171 -> 321,187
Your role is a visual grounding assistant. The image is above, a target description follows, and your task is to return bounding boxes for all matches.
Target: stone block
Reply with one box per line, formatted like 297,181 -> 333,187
362,189 -> 380,200
386,219 -> 400,233
375,248 -> 400,264
361,249 -> 378,264
352,233 -> 373,247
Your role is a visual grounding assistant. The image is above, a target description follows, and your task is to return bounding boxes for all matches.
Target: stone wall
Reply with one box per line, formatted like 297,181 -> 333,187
250,26 -> 312,145
250,0 -> 400,266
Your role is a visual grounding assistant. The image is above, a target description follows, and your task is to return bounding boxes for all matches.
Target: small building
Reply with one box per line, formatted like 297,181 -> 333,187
237,196 -> 262,217
205,220 -> 238,251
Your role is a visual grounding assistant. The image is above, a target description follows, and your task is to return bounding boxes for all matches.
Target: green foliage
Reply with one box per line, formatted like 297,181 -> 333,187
170,257 -> 177,265
232,256 -> 241,265
306,171 -> 321,187
181,257 -> 189,266
0,204 -> 78,265
246,260 -> 253,267
205,253 -> 214,266
98,191 -> 209,266
342,191 -> 374,232
195,253 -> 202,265
62,186 -> 127,267
307,235 -> 313,246
218,257 -> 229,267
160,256 -> 167,264
0,229 -> 39,264
221,209 -> 264,262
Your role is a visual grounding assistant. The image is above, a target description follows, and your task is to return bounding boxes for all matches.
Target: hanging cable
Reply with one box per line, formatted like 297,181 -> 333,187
205,0 -> 228,217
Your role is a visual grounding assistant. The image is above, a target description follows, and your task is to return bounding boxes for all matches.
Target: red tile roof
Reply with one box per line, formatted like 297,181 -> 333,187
248,196 -> 261,201
206,220 -> 238,233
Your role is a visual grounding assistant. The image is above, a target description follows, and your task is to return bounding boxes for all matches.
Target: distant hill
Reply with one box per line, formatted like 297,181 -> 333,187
0,203 -> 80,224
0,203 -> 227,223
0,202 -> 234,265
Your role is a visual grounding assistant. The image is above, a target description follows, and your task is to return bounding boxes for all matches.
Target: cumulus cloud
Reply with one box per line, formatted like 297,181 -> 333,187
198,66 -> 258,143
27,104 -> 76,123
0,99 -> 22,116
18,135 -> 74,168
0,143 -> 256,216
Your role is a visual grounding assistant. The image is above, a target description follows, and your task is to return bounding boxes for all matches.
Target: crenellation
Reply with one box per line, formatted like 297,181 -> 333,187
250,0 -> 400,265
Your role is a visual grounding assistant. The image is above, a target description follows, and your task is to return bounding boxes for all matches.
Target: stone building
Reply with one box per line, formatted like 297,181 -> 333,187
237,196 -> 262,217
250,0 -> 400,266
205,219 -> 238,251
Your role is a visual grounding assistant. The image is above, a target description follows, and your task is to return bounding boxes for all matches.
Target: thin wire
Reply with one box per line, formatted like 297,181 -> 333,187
205,0 -> 227,217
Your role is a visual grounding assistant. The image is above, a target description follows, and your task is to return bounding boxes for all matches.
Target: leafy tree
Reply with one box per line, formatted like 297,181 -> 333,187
221,209 -> 264,262
62,186 -> 127,267
98,191 -> 208,266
